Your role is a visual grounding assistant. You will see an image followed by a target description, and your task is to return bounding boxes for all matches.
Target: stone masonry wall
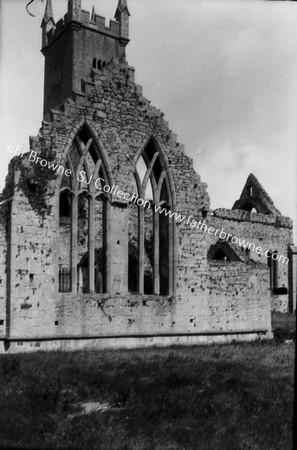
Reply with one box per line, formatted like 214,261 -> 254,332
1,59 -> 287,341
211,209 -> 292,312
173,220 -> 272,333
0,207 -> 8,338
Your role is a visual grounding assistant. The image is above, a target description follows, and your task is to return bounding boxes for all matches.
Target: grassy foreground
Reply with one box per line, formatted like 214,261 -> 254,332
0,319 -> 295,449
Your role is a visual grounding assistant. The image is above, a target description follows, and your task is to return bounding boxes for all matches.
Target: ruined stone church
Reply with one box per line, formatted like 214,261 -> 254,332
0,0 -> 296,353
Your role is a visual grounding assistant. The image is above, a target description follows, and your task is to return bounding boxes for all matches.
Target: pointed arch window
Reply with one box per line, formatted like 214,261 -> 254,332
58,125 -> 109,294
207,241 -> 242,262
128,138 -> 174,296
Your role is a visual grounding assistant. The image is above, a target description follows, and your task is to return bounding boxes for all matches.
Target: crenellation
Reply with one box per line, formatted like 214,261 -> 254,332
80,9 -> 90,25
109,19 -> 121,36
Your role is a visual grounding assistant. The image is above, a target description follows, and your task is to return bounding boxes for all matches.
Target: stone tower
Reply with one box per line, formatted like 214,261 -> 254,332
41,0 -> 130,117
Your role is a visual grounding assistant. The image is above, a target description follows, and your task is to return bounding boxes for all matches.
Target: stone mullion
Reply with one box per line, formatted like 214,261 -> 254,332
168,211 -> 174,296
153,205 -> 160,295
88,196 -> 95,293
75,137 -> 93,158
134,172 -> 143,295
156,171 -> 166,198
142,152 -> 159,193
138,204 -> 144,295
103,199 -> 110,294
71,194 -> 78,294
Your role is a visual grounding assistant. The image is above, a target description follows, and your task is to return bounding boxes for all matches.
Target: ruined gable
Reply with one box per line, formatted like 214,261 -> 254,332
232,173 -> 281,215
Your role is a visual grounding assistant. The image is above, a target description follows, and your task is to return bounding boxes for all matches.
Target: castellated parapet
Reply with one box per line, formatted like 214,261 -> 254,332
44,10 -> 123,50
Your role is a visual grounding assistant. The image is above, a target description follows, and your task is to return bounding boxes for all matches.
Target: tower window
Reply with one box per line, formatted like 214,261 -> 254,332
53,64 -> 62,85
97,59 -> 102,70
92,58 -> 97,69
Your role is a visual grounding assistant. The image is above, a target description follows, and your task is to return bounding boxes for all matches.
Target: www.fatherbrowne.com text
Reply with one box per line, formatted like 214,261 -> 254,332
6,146 -> 289,266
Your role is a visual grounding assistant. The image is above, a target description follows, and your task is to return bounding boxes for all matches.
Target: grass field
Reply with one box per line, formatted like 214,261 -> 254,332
0,314 -> 295,450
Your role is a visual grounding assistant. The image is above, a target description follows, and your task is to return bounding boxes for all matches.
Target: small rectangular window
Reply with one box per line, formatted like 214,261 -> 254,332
59,267 -> 71,293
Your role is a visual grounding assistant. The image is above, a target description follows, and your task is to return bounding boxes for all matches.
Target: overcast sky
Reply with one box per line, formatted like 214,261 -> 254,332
0,0 -> 296,239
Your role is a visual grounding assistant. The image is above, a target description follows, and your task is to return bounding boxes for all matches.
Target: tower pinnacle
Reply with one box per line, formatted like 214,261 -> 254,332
41,0 -> 55,49
43,0 -> 54,23
115,0 -> 130,18
114,0 -> 130,44
91,5 -> 96,22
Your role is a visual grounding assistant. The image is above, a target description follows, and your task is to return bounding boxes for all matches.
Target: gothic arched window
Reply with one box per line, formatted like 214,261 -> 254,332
58,125 -> 110,294
128,137 -> 174,296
